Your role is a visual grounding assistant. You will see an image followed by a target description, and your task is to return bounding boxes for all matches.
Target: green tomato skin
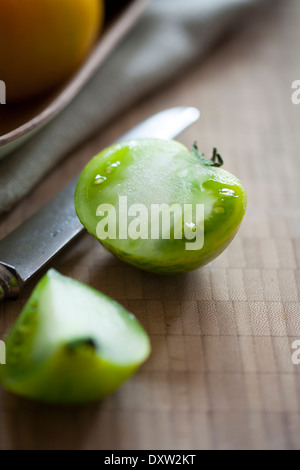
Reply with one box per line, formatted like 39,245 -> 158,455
0,270 -> 150,404
75,139 -> 247,274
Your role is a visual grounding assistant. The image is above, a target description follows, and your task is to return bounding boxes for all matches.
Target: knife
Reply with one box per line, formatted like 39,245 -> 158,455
0,107 -> 200,301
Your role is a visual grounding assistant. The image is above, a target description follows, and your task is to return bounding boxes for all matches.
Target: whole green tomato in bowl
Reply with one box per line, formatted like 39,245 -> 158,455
75,139 -> 247,274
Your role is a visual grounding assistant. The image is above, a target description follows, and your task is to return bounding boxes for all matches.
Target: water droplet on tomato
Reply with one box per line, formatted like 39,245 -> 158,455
186,222 -> 196,232
110,161 -> 121,168
94,175 -> 106,185
220,188 -> 236,197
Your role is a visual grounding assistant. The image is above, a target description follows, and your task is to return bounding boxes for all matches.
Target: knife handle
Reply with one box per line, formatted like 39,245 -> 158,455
0,264 -> 21,301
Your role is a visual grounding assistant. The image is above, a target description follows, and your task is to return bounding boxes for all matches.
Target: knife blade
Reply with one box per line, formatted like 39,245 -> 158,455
0,107 -> 200,300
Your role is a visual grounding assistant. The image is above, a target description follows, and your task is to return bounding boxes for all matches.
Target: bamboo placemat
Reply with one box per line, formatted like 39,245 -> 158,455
0,0 -> 300,450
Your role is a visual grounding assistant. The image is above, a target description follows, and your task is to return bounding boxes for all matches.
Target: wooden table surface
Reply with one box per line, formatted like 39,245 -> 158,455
1,0 -> 300,450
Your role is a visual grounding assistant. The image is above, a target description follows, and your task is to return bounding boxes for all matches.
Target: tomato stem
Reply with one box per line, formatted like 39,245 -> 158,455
192,142 -> 224,167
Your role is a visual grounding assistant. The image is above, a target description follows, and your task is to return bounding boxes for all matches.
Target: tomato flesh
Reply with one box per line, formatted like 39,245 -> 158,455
75,139 -> 247,274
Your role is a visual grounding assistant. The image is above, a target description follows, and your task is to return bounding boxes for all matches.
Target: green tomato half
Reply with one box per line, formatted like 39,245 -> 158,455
75,139 -> 247,274
0,270 -> 150,404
